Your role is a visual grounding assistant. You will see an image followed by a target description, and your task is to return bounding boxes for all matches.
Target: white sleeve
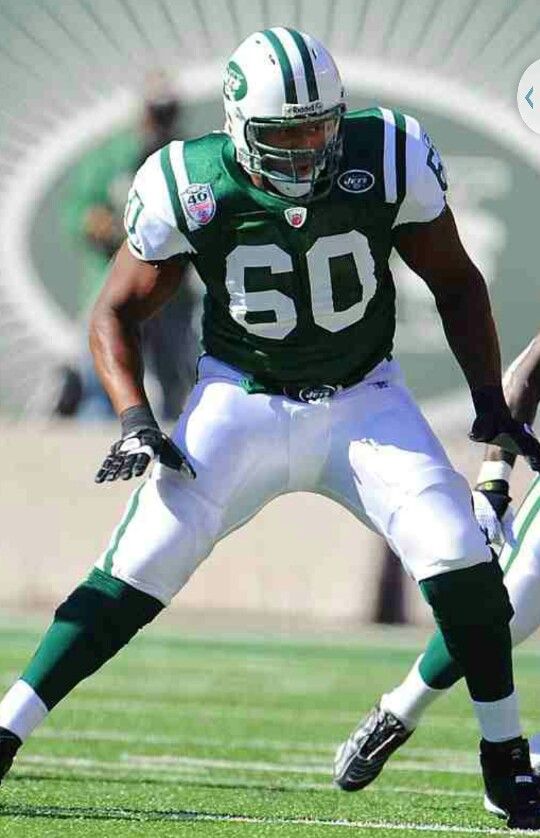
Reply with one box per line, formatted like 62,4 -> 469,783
124,149 -> 196,262
393,115 -> 447,228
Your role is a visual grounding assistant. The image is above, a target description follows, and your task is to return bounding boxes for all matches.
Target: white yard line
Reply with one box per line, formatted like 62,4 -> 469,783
122,753 -> 480,776
0,798 -> 528,835
20,752 -> 479,778
19,753 -> 481,798
62,696 -> 540,731
34,728 -> 335,753
126,813 -> 540,834
33,728 -> 479,765
26,724 -> 485,776
66,696 -> 379,722
22,753 -> 333,776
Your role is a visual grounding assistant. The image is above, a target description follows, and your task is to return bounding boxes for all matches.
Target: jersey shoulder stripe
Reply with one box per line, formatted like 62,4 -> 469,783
391,112 -> 447,228
392,110 -> 407,204
341,109 -> 387,203
402,113 -> 422,201
344,108 -> 440,217
377,107 -> 406,205
162,140 -> 198,234
159,144 -> 184,230
125,146 -> 197,261
132,149 -> 177,227
125,188 -> 144,242
159,134 -> 228,237
342,107 -> 403,204
378,107 -> 397,203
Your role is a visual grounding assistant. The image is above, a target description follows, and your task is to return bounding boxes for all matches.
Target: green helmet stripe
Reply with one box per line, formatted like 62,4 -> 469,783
285,28 -> 319,102
261,28 -> 298,104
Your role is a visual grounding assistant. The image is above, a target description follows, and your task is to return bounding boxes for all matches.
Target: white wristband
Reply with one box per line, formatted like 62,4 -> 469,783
477,460 -> 513,485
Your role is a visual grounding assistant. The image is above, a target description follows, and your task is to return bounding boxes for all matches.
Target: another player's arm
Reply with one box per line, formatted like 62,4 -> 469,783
484,335 -> 540,467
472,335 -> 540,532
393,206 -> 540,469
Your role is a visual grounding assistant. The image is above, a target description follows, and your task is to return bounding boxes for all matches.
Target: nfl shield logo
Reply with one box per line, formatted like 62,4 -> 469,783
181,183 -> 216,226
284,206 -> 307,228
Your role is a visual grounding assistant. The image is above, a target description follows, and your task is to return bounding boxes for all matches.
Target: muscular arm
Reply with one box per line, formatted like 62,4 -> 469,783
89,241 -> 185,416
393,205 -> 502,390
394,206 -> 540,470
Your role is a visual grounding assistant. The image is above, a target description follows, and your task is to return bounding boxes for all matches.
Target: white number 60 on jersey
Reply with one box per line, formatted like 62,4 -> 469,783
225,231 -> 377,339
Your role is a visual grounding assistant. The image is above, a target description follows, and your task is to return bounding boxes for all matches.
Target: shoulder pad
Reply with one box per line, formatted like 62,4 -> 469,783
125,145 -> 196,261
392,113 -> 447,227
340,109 -> 394,202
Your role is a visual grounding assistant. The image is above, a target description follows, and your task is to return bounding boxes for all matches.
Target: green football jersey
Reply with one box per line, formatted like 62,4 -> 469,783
125,108 -> 447,386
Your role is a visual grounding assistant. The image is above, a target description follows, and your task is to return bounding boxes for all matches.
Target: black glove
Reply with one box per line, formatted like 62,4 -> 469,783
469,385 -> 540,471
475,479 -> 511,519
95,405 -> 196,483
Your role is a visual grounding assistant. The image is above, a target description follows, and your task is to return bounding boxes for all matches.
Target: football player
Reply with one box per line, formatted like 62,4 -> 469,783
1,28 -> 540,827
333,333 -> 540,820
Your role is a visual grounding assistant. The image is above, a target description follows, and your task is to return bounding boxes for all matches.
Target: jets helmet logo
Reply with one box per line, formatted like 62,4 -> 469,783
223,61 -> 248,102
181,183 -> 216,226
284,207 -> 307,228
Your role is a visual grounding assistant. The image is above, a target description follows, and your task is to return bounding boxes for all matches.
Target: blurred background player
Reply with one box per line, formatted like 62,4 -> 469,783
55,71 -> 199,421
334,331 -> 540,819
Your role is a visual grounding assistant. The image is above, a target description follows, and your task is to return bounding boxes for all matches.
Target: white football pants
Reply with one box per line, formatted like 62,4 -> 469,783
499,476 -> 540,646
96,355 -> 490,605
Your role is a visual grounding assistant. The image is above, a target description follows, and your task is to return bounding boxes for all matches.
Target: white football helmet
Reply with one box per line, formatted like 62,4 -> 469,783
223,27 -> 346,200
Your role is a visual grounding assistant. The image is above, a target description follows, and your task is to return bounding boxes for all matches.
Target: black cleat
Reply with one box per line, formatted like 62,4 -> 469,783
481,736 -> 540,829
333,704 -> 413,791
0,727 -> 21,784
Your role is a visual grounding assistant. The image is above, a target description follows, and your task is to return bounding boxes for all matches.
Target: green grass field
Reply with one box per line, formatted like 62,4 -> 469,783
0,623 -> 539,837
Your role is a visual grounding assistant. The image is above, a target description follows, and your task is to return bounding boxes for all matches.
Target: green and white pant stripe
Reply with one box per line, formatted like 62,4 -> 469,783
100,485 -> 144,577
500,476 -> 540,574
498,475 -> 540,647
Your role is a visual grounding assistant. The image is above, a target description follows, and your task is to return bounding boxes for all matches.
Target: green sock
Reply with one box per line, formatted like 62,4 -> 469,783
22,568 -> 163,709
418,628 -> 463,690
420,558 -> 514,702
